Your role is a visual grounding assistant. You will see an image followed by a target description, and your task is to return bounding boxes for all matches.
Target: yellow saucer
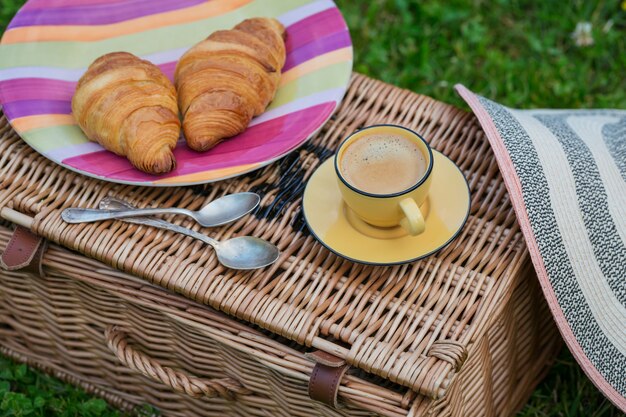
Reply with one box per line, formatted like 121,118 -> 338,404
303,151 -> 470,265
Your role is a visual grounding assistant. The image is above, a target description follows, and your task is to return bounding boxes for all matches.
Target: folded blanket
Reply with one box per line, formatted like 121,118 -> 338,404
456,85 -> 626,413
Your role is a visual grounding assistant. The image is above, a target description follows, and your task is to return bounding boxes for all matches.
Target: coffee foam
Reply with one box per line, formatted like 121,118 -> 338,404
340,133 -> 427,194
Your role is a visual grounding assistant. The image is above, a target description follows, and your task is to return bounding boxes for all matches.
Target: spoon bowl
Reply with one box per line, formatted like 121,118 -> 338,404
216,236 -> 281,270
195,192 -> 260,226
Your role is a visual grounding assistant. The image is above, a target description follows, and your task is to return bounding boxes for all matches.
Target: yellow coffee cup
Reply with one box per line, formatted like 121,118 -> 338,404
334,125 -> 433,236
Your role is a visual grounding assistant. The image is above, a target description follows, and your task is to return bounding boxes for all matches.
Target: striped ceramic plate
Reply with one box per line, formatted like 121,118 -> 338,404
0,0 -> 353,186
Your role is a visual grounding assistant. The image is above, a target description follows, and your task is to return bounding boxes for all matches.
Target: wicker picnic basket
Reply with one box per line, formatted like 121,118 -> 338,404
0,74 -> 561,416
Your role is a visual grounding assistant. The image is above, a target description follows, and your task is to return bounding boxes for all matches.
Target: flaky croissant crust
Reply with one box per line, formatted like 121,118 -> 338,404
72,52 -> 181,174
175,18 -> 286,152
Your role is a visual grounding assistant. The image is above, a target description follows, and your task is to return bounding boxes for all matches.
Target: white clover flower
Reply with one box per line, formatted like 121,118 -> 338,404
572,22 -> 594,47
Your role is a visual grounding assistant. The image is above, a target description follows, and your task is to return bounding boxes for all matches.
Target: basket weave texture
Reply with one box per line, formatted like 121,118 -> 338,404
0,73 -> 561,415
0,227 -> 559,416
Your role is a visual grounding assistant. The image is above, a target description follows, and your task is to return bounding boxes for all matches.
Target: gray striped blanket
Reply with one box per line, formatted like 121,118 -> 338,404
456,84 -> 625,413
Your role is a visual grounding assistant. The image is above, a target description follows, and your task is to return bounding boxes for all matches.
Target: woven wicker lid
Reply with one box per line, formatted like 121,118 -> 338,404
0,74 -> 527,399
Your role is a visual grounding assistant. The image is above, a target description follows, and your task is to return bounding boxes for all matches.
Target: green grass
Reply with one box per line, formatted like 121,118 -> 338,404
0,0 -> 625,416
0,356 -> 133,417
0,0 -> 20,33
519,351 -> 624,417
337,0 -> 626,110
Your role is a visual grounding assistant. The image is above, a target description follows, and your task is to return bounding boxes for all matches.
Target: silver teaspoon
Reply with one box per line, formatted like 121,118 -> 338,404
62,192 -> 260,227
99,196 -> 279,270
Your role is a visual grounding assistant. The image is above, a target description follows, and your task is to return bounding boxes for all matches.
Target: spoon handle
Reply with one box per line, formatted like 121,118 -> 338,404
62,207 -> 193,224
120,216 -> 219,248
98,197 -> 218,247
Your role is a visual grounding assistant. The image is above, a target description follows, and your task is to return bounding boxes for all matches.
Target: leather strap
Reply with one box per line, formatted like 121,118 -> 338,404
306,351 -> 349,408
0,226 -> 47,277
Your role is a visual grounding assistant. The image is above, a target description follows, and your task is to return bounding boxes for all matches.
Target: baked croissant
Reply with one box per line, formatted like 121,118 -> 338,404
72,52 -> 180,174
175,18 -> 286,151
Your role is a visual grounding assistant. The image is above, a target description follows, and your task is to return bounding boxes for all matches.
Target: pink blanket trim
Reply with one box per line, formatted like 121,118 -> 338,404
455,84 -> 626,413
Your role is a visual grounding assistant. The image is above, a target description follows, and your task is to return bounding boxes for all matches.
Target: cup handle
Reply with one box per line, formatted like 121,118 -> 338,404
399,198 -> 425,236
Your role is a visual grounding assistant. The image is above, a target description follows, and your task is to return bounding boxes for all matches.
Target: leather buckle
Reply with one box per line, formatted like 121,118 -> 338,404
306,350 -> 350,408
0,226 -> 47,277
